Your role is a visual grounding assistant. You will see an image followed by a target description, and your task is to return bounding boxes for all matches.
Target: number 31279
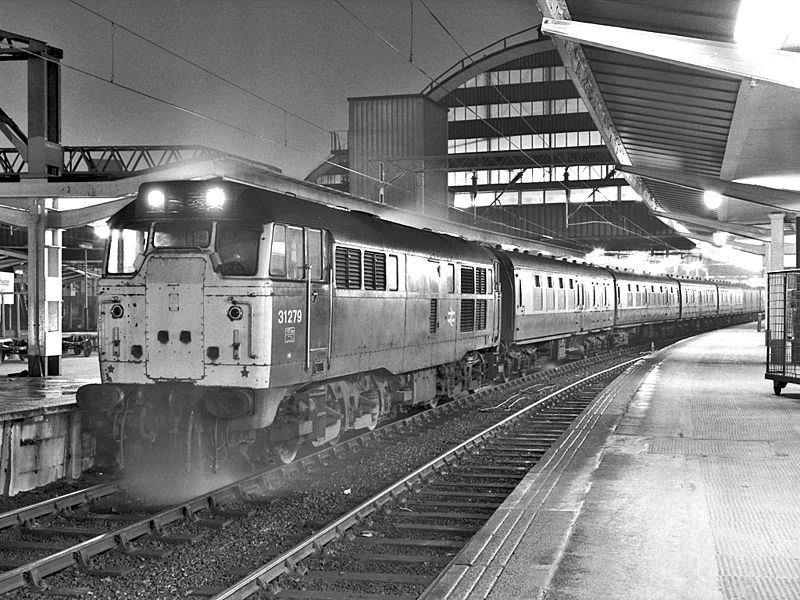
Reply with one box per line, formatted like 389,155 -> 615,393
277,309 -> 303,324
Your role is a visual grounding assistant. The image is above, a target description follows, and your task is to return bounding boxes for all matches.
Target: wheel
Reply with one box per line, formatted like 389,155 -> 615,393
773,381 -> 787,396
274,439 -> 299,464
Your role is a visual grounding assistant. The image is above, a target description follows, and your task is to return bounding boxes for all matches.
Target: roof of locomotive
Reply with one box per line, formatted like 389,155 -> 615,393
115,180 -> 496,265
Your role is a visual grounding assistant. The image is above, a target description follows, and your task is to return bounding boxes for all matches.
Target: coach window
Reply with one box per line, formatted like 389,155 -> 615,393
446,263 -> 455,293
387,255 -> 399,291
218,223 -> 261,276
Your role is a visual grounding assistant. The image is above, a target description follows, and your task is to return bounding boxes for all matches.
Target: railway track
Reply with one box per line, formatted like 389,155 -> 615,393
214,357 -> 641,599
1,350 -> 645,598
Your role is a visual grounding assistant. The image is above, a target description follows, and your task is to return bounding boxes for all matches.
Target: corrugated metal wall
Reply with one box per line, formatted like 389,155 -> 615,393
349,95 -> 448,217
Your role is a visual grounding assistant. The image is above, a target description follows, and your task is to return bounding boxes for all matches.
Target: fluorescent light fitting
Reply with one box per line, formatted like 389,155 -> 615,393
703,190 -> 723,210
735,0 -> 796,52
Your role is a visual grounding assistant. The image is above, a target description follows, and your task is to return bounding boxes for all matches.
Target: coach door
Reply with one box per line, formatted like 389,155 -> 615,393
305,228 -> 331,376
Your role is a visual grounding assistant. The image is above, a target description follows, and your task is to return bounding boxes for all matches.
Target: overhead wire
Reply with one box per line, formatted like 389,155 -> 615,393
65,0 -> 331,135
0,39 -> 411,194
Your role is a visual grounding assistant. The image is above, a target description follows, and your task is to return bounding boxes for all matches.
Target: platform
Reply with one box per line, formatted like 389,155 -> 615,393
422,323 -> 800,600
0,355 -> 99,496
0,354 -> 99,416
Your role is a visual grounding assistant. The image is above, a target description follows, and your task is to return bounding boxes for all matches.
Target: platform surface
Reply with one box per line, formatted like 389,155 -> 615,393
422,323 -> 800,600
0,354 -> 100,417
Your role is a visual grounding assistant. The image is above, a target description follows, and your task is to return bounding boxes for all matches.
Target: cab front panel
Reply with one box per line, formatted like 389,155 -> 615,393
97,283 -> 146,384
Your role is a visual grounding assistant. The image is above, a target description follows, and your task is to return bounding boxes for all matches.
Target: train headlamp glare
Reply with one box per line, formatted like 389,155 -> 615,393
147,189 -> 166,210
205,187 -> 226,210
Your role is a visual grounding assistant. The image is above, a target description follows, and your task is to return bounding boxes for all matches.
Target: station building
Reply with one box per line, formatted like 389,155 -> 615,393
306,28 -> 692,256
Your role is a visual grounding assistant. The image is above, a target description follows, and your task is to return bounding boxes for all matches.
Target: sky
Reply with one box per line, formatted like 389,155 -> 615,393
1,0 -> 538,179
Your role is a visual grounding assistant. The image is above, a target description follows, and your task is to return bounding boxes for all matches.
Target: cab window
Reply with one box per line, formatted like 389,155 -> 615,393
153,222 -> 211,248
107,226 -> 149,275
217,223 -> 261,276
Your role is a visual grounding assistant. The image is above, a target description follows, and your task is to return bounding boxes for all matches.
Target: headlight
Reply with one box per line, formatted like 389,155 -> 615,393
205,187 -> 226,209
147,189 -> 165,210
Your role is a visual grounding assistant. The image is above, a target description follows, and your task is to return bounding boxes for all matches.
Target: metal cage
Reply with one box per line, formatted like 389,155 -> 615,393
766,269 -> 800,394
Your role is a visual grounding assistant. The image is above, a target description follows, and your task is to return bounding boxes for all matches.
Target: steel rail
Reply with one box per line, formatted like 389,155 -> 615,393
211,354 -> 645,599
0,482 -> 120,530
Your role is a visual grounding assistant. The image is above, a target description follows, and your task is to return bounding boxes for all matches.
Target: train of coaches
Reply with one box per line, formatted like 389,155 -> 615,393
76,180 -> 761,469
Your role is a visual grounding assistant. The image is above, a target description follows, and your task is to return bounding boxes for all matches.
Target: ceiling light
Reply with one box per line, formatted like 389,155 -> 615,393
703,191 -> 723,210
712,232 -> 729,246
91,221 -> 110,239
735,0 -> 798,53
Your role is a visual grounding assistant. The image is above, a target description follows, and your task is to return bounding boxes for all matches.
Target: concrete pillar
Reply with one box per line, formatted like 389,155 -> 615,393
27,199 -> 62,376
769,212 -> 785,272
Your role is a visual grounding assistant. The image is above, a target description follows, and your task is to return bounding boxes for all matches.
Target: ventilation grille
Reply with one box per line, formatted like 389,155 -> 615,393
364,251 -> 386,290
476,268 -> 487,294
335,247 -> 361,289
476,299 -> 487,330
461,266 -> 475,294
429,299 -> 438,334
461,299 -> 474,332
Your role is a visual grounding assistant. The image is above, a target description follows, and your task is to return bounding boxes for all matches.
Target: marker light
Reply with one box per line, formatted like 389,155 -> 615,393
147,189 -> 166,210
206,187 -> 226,209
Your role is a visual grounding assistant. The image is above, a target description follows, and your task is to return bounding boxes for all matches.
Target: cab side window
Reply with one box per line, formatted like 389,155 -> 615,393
269,224 -> 325,281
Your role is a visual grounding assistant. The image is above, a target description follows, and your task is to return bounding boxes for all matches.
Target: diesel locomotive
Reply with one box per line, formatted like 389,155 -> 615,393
76,180 -> 761,471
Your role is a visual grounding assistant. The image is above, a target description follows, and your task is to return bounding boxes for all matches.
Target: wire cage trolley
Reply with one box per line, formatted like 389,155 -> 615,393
765,269 -> 800,395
